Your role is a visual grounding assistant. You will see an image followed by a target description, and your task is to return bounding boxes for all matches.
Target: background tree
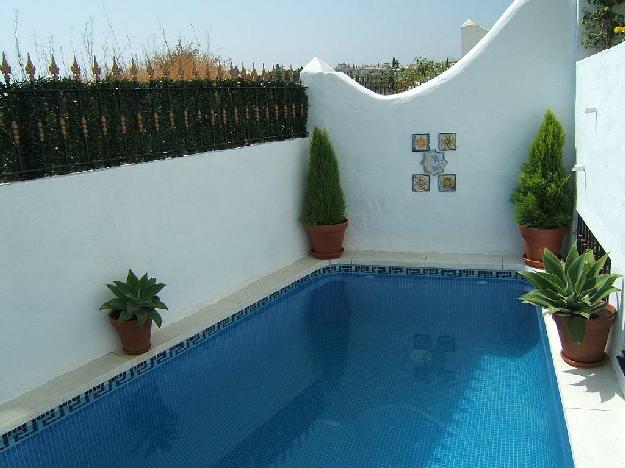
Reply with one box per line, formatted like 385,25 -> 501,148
581,0 -> 625,51
395,57 -> 455,89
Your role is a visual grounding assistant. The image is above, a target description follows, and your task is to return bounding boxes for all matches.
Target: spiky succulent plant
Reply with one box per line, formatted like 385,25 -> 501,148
519,247 -> 620,343
100,270 -> 168,327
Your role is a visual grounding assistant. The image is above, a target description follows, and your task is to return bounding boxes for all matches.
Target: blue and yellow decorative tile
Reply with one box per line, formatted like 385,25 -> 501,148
422,151 -> 448,175
412,174 -> 430,192
439,133 -> 457,151
412,133 -> 430,152
438,174 -> 456,192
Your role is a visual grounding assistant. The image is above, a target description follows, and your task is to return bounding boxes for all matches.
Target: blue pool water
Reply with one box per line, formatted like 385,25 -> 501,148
1,271 -> 573,467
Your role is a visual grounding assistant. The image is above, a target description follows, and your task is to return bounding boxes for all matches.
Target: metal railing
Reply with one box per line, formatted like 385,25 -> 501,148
576,214 -> 611,273
345,73 -> 413,95
343,59 -> 456,96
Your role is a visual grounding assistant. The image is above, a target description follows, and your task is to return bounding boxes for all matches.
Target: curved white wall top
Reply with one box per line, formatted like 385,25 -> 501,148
301,0 -> 577,255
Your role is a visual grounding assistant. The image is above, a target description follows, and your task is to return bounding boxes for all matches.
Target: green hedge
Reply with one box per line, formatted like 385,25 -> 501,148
0,78 -> 308,182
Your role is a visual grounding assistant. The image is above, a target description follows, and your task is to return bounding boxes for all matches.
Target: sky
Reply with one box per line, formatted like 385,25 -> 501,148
1,0 -> 513,75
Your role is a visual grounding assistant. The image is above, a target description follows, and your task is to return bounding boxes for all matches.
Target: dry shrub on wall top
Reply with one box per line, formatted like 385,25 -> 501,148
512,110 -> 574,229
6,10 -> 226,82
121,39 -> 221,82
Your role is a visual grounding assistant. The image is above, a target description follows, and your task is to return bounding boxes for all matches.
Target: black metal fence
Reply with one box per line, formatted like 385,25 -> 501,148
576,214 -> 611,273
345,73 -> 412,95
344,59 -> 456,96
0,74 -> 307,183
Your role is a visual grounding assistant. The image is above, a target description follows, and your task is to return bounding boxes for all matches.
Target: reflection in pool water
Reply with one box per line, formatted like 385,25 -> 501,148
0,273 -> 573,468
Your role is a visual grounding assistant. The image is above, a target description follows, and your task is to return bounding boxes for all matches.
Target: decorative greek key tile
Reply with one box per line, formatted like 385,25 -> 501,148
478,270 -> 496,278
412,133 -> 430,152
405,267 -> 425,276
439,132 -> 457,151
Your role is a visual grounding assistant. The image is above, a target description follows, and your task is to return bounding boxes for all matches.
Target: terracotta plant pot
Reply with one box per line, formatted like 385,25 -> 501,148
552,305 -> 616,368
305,219 -> 348,259
518,225 -> 568,268
109,313 -> 152,355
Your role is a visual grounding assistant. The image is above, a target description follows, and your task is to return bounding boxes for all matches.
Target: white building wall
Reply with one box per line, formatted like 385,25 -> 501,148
302,0 -> 578,256
461,20 -> 489,57
0,139 -> 309,405
576,42 -> 625,392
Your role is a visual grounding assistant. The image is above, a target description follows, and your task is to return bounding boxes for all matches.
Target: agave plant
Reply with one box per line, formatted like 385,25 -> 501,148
519,246 -> 621,343
100,270 -> 168,327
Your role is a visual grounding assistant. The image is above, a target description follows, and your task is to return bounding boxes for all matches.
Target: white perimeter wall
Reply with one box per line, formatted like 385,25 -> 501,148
576,42 -> 625,392
0,139 -> 309,405
302,0 -> 578,256
461,22 -> 489,57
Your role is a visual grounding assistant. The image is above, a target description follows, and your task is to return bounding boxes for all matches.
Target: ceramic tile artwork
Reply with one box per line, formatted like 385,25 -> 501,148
439,174 -> 457,192
412,174 -> 430,192
412,134 -> 430,152
439,133 -> 456,151
421,151 -> 448,175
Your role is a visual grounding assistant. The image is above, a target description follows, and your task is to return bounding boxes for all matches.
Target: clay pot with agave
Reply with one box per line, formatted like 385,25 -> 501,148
109,313 -> 153,355
100,270 -> 168,356
301,127 -> 348,260
552,305 -> 616,367
520,247 -> 620,368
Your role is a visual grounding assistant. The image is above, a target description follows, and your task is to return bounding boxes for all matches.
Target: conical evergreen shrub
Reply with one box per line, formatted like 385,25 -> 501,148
301,128 -> 346,226
512,110 -> 574,229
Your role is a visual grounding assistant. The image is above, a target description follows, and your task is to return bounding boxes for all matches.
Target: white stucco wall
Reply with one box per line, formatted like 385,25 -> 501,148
461,20 -> 489,57
576,42 -> 625,392
302,0 -> 577,256
0,139 -> 309,405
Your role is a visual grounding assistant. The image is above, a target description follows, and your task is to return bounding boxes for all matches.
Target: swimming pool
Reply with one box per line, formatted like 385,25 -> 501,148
0,266 -> 573,467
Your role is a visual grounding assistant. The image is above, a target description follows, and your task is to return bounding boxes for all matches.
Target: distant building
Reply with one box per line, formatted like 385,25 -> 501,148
335,63 -> 352,73
335,62 -> 393,77
461,19 -> 489,57
337,19 -> 488,74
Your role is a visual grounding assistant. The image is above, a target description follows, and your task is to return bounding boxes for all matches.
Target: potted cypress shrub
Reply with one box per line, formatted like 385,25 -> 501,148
512,110 -> 574,268
301,127 -> 348,259
100,270 -> 168,355
520,247 -> 621,367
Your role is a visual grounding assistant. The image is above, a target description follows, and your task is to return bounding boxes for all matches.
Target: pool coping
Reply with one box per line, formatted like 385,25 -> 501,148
1,251 -> 623,467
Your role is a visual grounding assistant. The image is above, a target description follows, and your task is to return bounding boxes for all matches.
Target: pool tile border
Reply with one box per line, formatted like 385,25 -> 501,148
0,264 -> 524,454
